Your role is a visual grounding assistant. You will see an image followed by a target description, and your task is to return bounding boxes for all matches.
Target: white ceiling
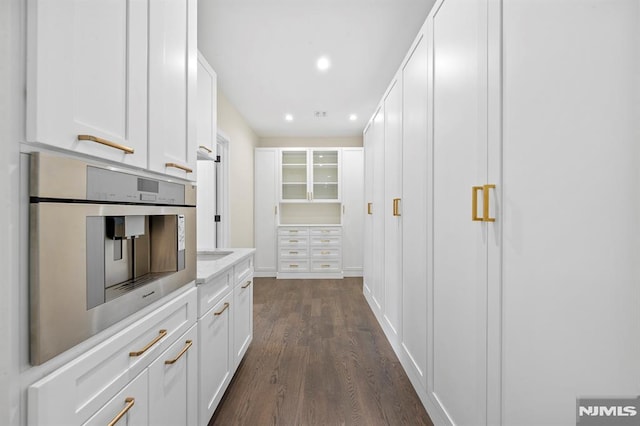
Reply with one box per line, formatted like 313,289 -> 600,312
198,0 -> 436,138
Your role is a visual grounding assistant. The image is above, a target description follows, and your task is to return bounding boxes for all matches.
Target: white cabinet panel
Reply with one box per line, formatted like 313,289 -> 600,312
197,52 -> 217,157
254,148 -> 278,275
26,0 -> 148,167
233,278 -> 253,366
341,148 -> 364,277
371,108 -> 386,311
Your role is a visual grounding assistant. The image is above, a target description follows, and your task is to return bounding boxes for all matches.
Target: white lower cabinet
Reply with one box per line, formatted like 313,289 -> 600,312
277,226 -> 342,278
82,370 -> 149,426
233,275 -> 253,365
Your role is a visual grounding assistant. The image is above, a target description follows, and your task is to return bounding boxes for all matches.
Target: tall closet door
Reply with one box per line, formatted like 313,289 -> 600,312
254,149 -> 278,276
371,108 -> 386,311
341,148 -> 364,277
431,0 -> 490,424
363,127 -> 374,295
401,34 -> 429,390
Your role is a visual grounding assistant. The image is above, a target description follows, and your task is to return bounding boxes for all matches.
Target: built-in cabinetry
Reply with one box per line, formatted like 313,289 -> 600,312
255,147 -> 363,278
25,0 -> 198,181
28,287 -> 198,425
363,0 -> 640,425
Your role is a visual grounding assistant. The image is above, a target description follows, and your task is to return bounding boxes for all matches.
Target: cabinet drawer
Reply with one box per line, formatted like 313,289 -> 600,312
198,268 -> 232,318
310,236 -> 342,247
278,236 -> 309,248
310,227 -> 342,236
234,256 -> 254,284
311,247 -> 341,258
279,248 -> 309,259
311,260 -> 342,272
278,227 -> 309,236
28,287 -> 197,425
279,260 -> 309,272
82,370 -> 148,426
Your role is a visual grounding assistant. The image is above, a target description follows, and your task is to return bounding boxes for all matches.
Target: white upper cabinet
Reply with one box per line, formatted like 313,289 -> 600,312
197,52 -> 217,159
26,0 -> 149,168
280,149 -> 341,202
148,0 -> 198,181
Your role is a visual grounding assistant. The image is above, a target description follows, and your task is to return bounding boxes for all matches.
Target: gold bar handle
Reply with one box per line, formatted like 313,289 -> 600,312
165,162 -> 193,173
290,264 -> 299,268
129,329 -> 167,357
483,184 -> 496,222
214,302 -> 229,316
367,203 -> 373,215
321,251 -> 330,255
78,134 -> 134,154
198,145 -> 212,153
289,230 -> 299,233
393,198 -> 401,216
472,186 -> 483,221
242,281 -> 252,289
164,340 -> 193,365
289,251 -> 299,254
107,397 -> 135,426
321,264 -> 331,268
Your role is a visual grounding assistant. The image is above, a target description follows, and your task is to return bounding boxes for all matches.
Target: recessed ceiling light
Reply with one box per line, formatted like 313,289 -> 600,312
349,114 -> 358,121
317,56 -> 331,71
284,114 -> 293,121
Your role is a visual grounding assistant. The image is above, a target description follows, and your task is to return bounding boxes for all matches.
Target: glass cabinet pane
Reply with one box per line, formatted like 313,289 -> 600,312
282,150 -> 308,200
311,150 -> 339,200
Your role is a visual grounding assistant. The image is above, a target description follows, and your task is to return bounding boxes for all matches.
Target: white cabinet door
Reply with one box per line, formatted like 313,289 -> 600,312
431,0 -> 489,424
310,149 -> 341,202
148,324 -> 198,426
82,370 -> 148,426
280,149 -> 341,202
371,109 -> 386,311
148,0 -> 197,181
383,79 -> 402,337
26,0 -> 148,167
401,33 -> 429,392
254,148 -> 278,275
363,124 -> 375,295
198,295 -> 232,425
197,52 -> 217,157
233,278 -> 253,366
280,149 -> 310,201
341,148 -> 364,277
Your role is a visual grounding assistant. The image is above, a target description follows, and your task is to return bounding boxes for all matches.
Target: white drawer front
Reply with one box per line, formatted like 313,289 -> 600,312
311,247 -> 341,258
311,260 -> 342,272
278,236 -> 309,248
234,256 -> 254,284
279,260 -> 309,272
310,236 -> 341,247
279,248 -> 309,259
198,269 -> 232,318
310,227 -> 342,236
277,227 -> 309,236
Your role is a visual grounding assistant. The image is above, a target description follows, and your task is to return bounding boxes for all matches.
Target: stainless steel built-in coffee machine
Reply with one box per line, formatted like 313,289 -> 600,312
29,152 -> 196,365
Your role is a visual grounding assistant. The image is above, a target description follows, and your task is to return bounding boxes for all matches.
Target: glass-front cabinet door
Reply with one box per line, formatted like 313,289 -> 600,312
311,150 -> 340,201
281,149 -> 309,201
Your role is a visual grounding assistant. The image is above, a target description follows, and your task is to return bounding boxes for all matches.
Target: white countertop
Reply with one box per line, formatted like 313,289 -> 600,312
196,248 -> 255,284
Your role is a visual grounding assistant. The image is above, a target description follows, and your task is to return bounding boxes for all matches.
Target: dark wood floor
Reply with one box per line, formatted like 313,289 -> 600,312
209,277 -> 433,426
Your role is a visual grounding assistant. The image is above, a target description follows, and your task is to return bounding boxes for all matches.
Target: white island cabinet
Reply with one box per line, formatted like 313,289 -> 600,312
28,287 -> 198,426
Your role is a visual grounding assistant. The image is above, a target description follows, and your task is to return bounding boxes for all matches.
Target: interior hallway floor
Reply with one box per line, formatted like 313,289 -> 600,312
209,277 -> 433,426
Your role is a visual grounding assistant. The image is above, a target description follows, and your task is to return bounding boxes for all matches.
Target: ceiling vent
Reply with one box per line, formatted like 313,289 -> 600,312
314,111 -> 327,118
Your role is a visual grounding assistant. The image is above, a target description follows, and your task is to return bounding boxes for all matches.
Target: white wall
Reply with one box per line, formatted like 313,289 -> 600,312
259,136 -> 363,147
217,90 -> 259,248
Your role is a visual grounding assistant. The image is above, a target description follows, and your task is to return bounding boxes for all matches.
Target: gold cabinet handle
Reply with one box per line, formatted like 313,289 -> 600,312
129,329 -> 167,357
78,134 -> 134,154
472,186 -> 483,221
289,239 -> 299,243
289,264 -> 299,268
367,203 -> 373,215
321,264 -> 331,268
214,302 -> 229,316
321,250 -> 330,255
241,280 -> 252,289
164,340 -> 193,365
198,145 -> 212,153
289,251 -> 299,254
289,230 -> 299,233
393,198 -> 401,216
321,239 -> 331,243
107,397 -> 135,426
483,184 -> 496,222
165,162 -> 193,173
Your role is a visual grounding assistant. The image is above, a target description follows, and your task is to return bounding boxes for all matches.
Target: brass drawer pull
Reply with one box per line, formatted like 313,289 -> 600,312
393,198 -> 401,216
78,134 -> 134,154
321,264 -> 331,268
164,340 -> 193,365
289,251 -> 299,254
321,239 -> 331,243
321,251 -> 330,255
198,145 -> 212,153
129,329 -> 167,357
290,264 -> 299,268
165,162 -> 193,173
367,202 -> 373,215
241,281 -> 252,289
289,230 -> 299,233
214,302 -> 230,316
289,239 -> 299,243
107,397 -> 135,426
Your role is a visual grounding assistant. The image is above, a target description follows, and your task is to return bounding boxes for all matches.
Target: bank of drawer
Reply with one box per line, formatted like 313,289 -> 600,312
310,227 -> 342,236
279,248 -> 309,259
311,260 -> 342,272
28,287 -> 196,425
278,227 -> 309,236
278,236 -> 309,248
198,269 -> 232,318
310,247 -> 341,259
279,260 -> 309,272
310,236 -> 341,247
234,256 -> 254,284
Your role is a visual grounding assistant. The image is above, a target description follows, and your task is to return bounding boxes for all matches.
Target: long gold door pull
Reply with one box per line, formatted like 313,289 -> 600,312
107,397 -> 135,426
472,186 -> 483,221
367,203 -> 373,215
392,198 -> 401,216
164,340 -> 193,365
78,135 -> 134,154
483,184 -> 496,222
129,329 -> 167,357
165,162 -> 193,173
214,302 -> 230,316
